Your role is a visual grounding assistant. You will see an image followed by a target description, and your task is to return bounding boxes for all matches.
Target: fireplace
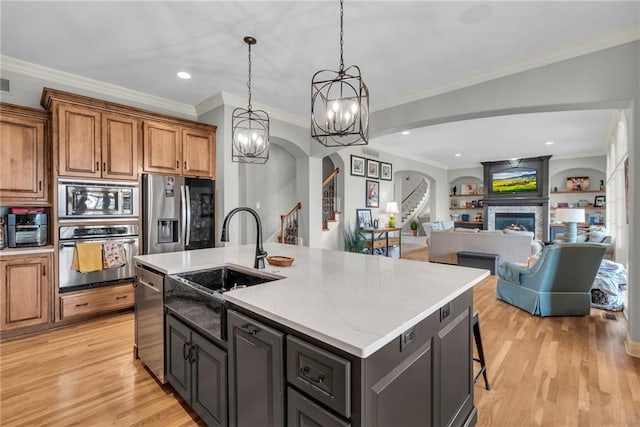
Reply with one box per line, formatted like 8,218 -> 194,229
495,213 -> 535,235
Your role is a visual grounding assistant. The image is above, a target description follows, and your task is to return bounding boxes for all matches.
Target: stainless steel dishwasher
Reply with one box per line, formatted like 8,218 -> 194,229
134,265 -> 166,383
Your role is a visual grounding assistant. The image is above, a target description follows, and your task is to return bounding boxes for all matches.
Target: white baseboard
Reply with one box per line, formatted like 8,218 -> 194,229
625,334 -> 640,358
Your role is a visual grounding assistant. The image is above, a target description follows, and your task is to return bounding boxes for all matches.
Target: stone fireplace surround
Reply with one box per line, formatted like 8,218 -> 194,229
481,156 -> 551,241
488,206 -> 544,240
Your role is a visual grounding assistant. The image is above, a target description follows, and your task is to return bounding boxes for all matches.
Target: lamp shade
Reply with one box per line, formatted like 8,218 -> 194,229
385,202 -> 400,214
555,208 -> 585,223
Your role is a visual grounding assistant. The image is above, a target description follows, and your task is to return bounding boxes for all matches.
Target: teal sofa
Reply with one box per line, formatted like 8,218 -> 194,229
496,243 -> 606,316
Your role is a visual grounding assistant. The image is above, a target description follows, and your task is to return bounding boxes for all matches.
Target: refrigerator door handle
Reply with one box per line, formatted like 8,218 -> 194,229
184,185 -> 191,247
180,185 -> 187,245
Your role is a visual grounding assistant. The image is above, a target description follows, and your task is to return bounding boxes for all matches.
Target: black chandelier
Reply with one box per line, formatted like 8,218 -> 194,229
232,36 -> 270,164
311,0 -> 369,147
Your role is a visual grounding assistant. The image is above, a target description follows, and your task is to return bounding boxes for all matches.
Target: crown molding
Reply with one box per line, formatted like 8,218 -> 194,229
196,91 -> 308,128
1,56 -> 197,117
368,141 -> 449,170
371,25 -> 640,113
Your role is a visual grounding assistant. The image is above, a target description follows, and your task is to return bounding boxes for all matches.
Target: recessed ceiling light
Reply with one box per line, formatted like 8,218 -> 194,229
455,153 -> 462,157
177,71 -> 192,79
401,131 -> 410,135
545,141 -> 554,145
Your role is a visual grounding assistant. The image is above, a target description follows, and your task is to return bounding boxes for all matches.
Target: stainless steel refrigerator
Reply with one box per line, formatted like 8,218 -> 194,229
142,173 -> 215,254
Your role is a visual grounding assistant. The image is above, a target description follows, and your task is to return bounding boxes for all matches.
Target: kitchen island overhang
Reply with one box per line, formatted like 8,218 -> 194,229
135,242 -> 489,358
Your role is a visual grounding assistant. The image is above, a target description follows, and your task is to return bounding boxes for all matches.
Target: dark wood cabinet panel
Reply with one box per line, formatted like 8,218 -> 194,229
228,309 -> 284,427
166,314 -> 227,427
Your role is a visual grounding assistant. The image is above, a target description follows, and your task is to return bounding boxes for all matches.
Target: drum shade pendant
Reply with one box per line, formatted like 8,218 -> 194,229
232,36 -> 269,164
311,0 -> 369,147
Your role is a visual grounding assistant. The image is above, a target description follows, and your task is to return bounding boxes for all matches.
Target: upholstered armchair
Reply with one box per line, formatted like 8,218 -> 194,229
496,243 -> 606,316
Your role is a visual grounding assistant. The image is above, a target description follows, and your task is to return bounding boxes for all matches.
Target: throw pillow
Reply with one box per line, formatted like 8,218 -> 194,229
588,230 -> 608,243
503,229 -> 534,238
454,227 -> 479,233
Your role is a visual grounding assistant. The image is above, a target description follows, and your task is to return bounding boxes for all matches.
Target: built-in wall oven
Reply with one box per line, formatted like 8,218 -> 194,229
58,179 -> 139,220
58,224 -> 139,292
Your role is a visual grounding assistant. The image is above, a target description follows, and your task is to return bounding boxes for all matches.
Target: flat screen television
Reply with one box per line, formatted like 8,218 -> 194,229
491,168 -> 537,194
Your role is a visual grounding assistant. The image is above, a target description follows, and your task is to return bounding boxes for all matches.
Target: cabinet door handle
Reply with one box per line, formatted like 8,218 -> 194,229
189,345 -> 197,363
115,295 -> 128,300
241,323 -> 260,335
42,265 -> 46,276
103,162 -> 106,172
176,160 -> 179,169
39,180 -> 42,191
183,342 -> 191,360
96,161 -> 100,171
300,366 -> 325,384
184,161 -> 187,170
75,302 -> 89,307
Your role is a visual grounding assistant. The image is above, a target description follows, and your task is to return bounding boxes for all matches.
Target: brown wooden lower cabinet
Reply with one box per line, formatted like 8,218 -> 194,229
59,283 -> 134,320
0,253 -> 52,331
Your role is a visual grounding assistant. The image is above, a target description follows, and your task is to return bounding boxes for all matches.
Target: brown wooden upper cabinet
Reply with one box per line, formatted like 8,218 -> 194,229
0,103 -> 49,204
56,103 -> 139,180
143,120 -> 215,178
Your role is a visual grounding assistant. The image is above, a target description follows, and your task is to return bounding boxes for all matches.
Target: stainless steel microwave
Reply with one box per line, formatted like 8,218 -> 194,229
58,179 -> 139,219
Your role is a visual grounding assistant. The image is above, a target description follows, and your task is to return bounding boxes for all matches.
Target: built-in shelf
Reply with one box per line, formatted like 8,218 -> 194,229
449,194 -> 483,198
551,206 -> 605,211
550,190 -> 604,194
450,207 -> 483,210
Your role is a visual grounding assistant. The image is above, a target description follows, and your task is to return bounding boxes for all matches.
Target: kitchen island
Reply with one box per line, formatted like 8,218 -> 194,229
135,243 -> 489,427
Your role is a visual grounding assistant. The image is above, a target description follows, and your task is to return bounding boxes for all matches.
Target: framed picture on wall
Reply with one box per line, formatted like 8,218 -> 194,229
351,155 -> 365,177
380,162 -> 392,181
594,195 -> 606,207
366,180 -> 379,208
366,159 -> 379,179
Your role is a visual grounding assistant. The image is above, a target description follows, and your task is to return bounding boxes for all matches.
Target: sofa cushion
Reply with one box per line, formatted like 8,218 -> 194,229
454,227 -> 478,233
588,229 -> 609,243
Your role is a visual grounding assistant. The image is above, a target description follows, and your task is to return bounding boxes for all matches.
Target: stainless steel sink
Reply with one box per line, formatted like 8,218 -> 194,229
171,264 -> 283,296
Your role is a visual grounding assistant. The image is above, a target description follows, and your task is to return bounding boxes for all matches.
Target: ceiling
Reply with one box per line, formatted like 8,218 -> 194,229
1,1 -> 638,168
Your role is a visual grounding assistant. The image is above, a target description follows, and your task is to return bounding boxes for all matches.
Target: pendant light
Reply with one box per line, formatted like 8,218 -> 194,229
311,0 -> 369,147
232,36 -> 270,164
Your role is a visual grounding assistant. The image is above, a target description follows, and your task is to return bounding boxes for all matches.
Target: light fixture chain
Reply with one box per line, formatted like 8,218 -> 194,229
339,0 -> 344,71
247,41 -> 252,110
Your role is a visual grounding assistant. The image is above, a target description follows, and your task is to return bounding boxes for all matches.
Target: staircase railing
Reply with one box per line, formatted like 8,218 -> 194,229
322,167 -> 340,230
280,202 -> 302,245
401,178 -> 429,221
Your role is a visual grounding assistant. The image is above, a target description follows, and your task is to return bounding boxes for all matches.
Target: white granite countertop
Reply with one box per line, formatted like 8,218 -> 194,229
135,243 -> 489,358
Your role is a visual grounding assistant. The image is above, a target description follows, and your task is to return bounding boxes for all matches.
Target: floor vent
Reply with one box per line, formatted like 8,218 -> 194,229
602,313 -> 617,320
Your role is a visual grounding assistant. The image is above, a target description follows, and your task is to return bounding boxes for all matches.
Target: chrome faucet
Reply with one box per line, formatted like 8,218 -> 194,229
220,207 -> 268,269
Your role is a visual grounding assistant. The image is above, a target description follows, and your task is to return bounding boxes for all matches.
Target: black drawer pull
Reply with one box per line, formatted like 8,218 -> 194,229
300,366 -> 325,384
75,302 -> 89,307
115,295 -> 128,300
242,323 -> 260,335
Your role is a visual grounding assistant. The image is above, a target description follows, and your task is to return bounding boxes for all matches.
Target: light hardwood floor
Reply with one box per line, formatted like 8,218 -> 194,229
1,250 -> 639,426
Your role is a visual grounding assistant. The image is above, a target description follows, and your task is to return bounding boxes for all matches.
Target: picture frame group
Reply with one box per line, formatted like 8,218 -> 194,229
351,155 -> 392,181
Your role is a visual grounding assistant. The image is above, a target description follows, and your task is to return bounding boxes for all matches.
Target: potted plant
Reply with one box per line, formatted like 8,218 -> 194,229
343,223 -> 366,254
410,220 -> 419,236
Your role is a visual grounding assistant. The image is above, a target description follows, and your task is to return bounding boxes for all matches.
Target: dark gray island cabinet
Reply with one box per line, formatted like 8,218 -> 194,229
226,288 -> 475,427
166,314 -> 228,427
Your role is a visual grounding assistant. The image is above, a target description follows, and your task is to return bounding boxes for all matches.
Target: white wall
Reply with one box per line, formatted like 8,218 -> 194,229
239,144 -> 297,245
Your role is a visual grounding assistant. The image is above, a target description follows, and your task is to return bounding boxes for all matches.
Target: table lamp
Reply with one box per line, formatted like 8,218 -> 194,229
386,202 -> 400,227
555,208 -> 585,242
